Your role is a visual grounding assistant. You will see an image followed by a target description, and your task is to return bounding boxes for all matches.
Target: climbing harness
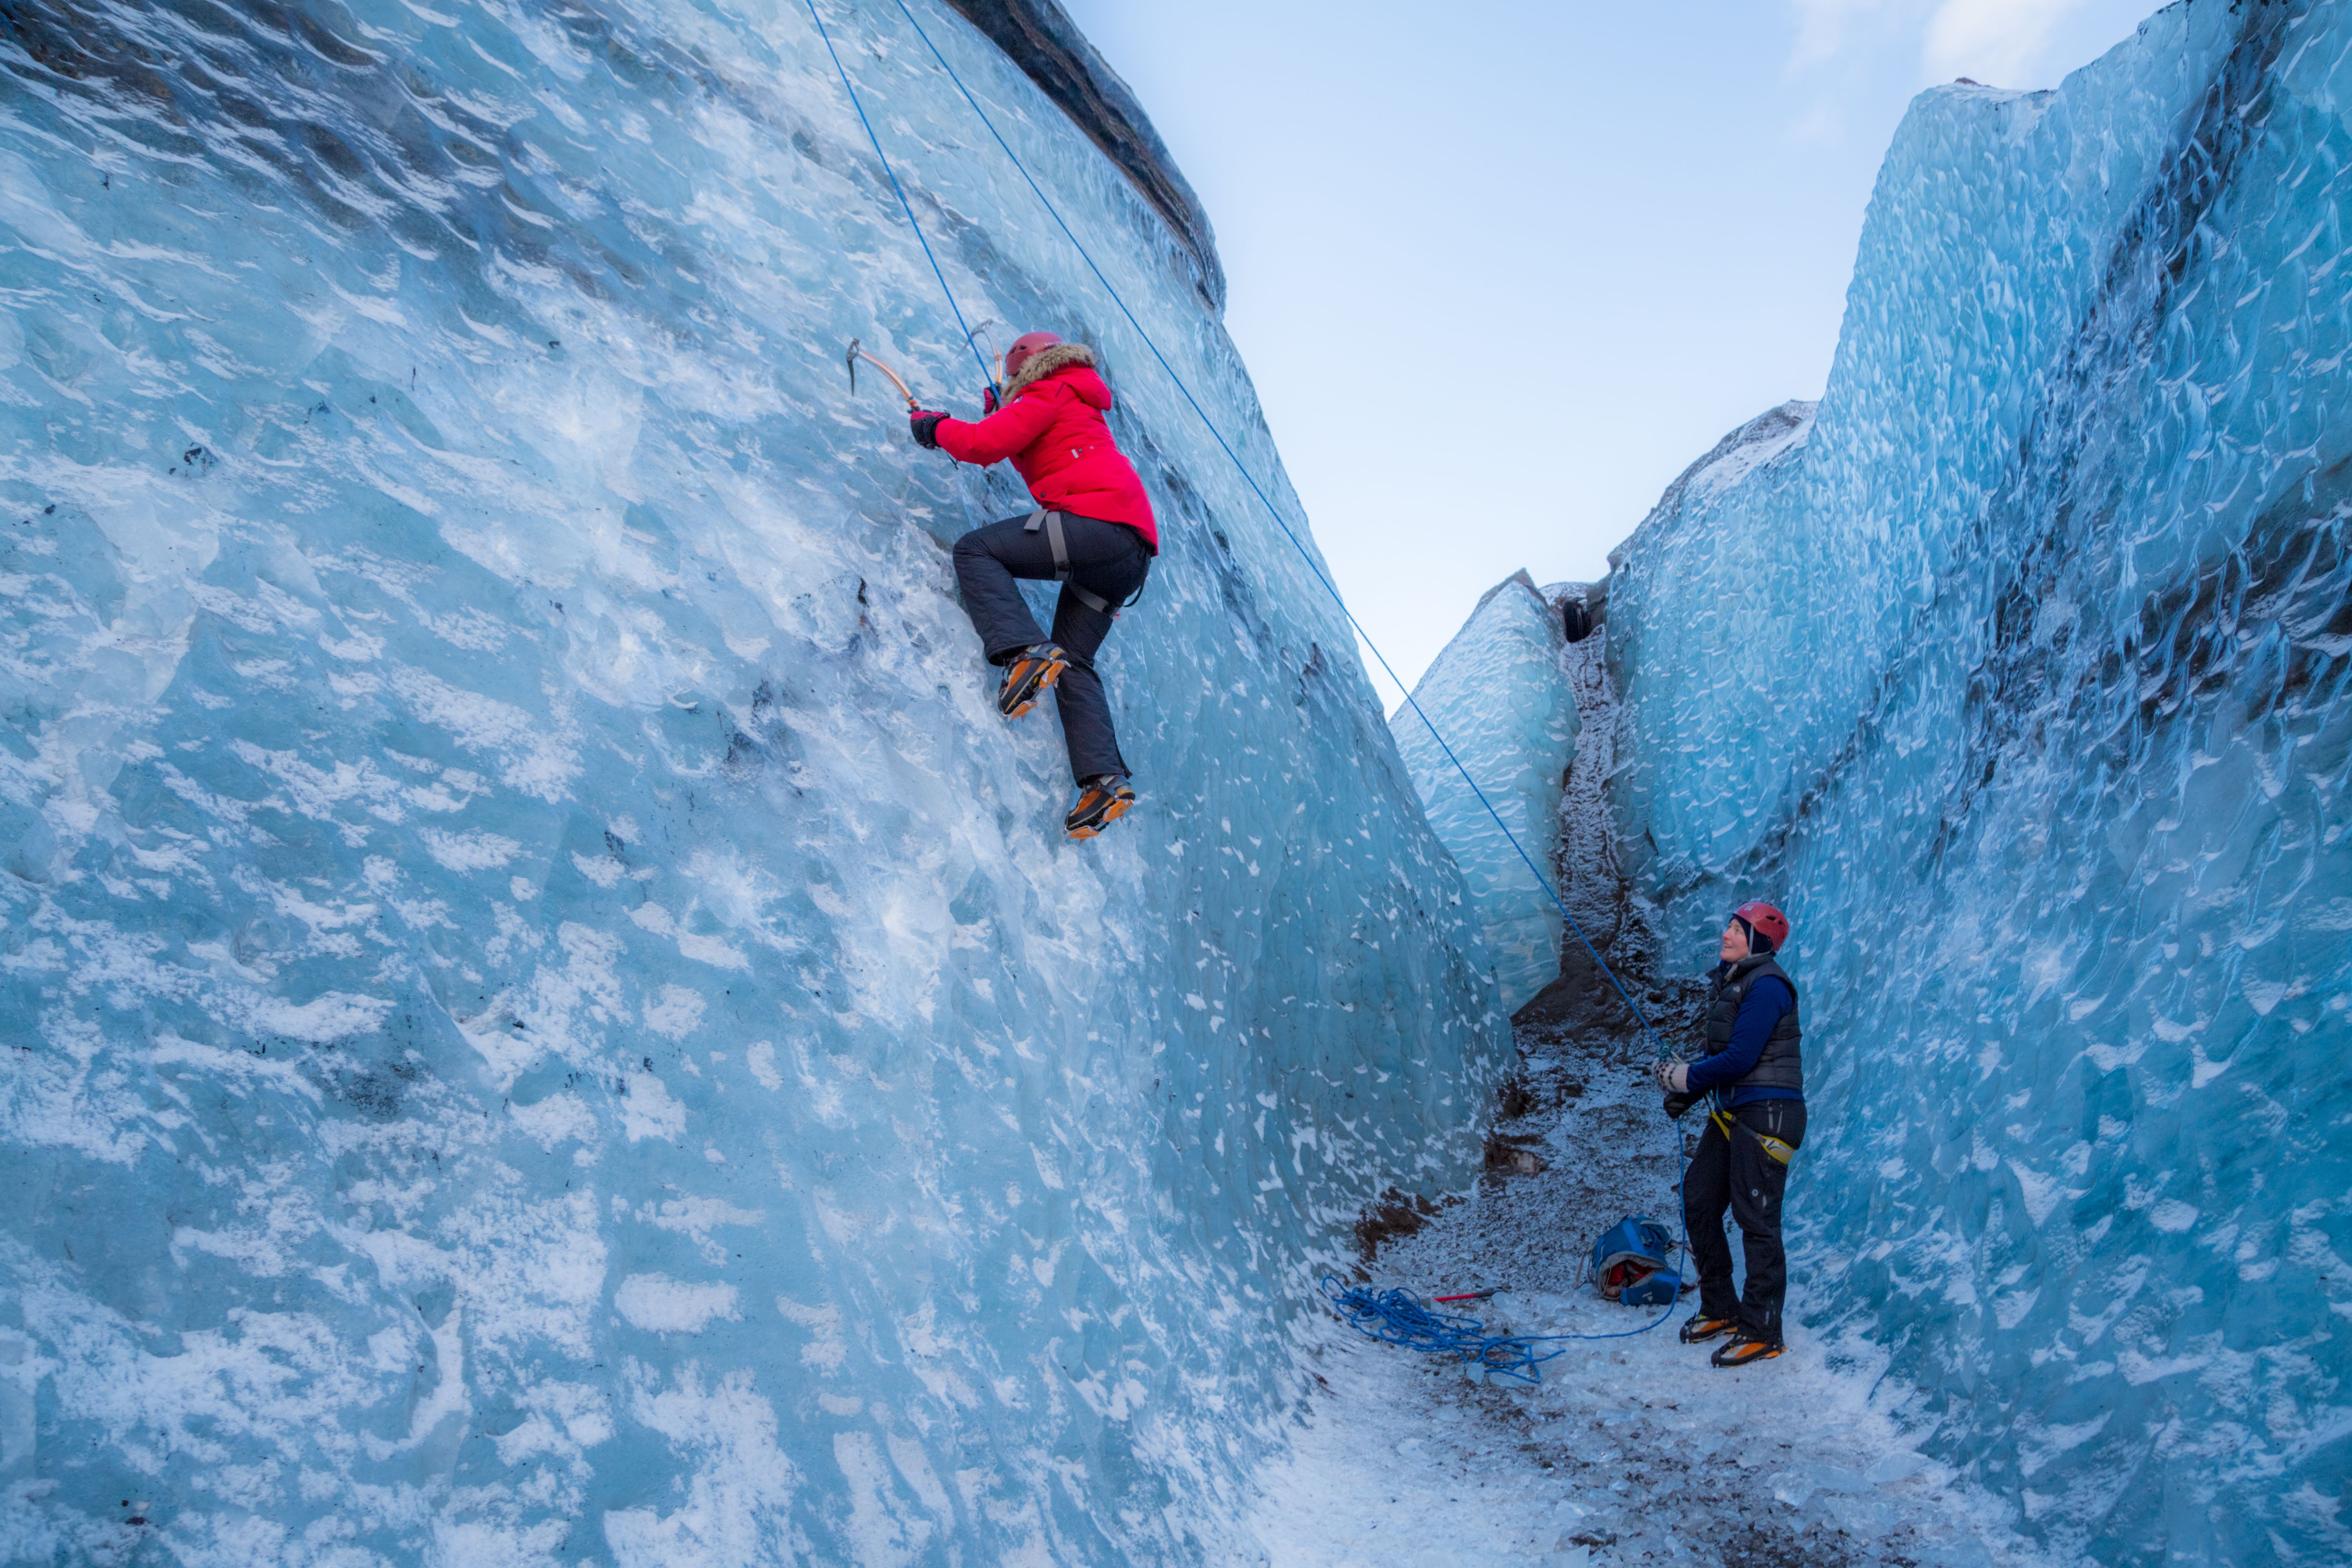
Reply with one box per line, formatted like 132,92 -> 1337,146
802,0 -> 1696,1349
1709,1103 -> 1795,1165
1024,509 -> 1111,613
1020,508 -> 1143,616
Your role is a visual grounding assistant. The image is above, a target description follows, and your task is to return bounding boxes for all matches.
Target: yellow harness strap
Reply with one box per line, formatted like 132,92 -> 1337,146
1712,1104 -> 1795,1166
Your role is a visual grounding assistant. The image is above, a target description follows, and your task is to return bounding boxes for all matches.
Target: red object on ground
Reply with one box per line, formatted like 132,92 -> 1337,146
1734,900 -> 1790,950
935,352 -> 1158,550
1433,1289 -> 1498,1303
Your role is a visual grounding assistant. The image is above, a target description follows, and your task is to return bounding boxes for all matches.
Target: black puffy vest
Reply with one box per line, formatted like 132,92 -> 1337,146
1705,954 -> 1802,1094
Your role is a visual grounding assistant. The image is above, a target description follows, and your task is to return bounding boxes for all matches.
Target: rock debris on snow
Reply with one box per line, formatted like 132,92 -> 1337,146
1246,1024 -> 2068,1567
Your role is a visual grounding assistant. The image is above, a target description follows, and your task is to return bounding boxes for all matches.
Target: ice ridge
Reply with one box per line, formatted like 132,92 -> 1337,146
1591,3 -> 2352,1561
938,0 -> 1225,310
1390,570 -> 1577,1016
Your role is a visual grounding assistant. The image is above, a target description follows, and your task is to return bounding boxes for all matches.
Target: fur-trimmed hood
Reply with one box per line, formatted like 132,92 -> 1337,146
1001,341 -> 1098,401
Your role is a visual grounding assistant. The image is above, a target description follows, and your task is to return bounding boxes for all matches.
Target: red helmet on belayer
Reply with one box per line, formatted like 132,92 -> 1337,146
1733,900 -> 1789,954
1004,330 -> 1061,378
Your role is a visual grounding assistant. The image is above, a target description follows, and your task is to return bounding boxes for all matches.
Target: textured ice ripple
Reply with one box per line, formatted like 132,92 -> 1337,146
1597,4 -> 2352,1562
1391,570 -> 1577,1017
0,0 -> 1506,1562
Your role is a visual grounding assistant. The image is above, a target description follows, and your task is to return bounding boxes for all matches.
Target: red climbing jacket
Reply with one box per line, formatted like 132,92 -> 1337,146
933,343 -> 1159,552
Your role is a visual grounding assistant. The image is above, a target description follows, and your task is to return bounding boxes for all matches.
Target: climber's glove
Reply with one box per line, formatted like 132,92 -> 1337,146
1650,1058 -> 1689,1095
982,386 -> 1001,414
910,410 -> 947,449
1662,1091 -> 1695,1120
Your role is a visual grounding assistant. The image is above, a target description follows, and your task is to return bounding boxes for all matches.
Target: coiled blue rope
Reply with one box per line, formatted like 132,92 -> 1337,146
1319,1268 -> 1682,1387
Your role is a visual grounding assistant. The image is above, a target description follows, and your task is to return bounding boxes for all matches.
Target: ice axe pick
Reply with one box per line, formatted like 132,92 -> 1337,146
844,338 -> 918,410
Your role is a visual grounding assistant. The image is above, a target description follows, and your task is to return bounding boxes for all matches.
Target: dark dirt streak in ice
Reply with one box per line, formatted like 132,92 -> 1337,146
1549,598 -> 1631,960
1519,593 -> 1712,1051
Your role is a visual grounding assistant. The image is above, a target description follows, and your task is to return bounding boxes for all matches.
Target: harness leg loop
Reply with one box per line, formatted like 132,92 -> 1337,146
1027,510 -> 1115,616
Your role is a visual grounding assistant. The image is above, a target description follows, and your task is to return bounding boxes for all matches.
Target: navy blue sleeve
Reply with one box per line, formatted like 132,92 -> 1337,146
1684,977 -> 1792,1094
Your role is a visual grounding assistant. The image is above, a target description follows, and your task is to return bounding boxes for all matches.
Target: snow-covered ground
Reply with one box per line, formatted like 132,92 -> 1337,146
1245,1034 -> 2065,1567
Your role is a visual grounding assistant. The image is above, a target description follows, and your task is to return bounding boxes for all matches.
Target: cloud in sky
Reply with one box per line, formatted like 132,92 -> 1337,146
1787,0 -> 1886,69
1788,0 -> 2109,88
1922,0 -> 2096,87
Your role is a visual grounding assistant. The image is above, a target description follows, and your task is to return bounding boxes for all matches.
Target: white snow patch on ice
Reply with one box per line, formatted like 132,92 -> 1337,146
614,1274 -> 740,1335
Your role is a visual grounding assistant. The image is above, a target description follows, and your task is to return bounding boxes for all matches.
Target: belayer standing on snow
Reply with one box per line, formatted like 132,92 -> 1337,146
1653,901 -> 1805,1368
910,331 -> 1157,840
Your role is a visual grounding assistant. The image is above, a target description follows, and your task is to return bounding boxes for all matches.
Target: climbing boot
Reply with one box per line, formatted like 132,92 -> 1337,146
1679,1314 -> 1735,1345
1065,775 -> 1136,840
997,643 -> 1070,718
1710,1333 -> 1785,1368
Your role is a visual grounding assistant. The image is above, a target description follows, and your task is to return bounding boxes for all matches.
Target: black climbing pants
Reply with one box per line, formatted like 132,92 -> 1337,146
1684,1098 -> 1807,1343
952,511 -> 1150,784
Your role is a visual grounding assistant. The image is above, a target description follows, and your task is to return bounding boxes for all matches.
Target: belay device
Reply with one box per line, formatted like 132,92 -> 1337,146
1589,1216 -> 1679,1306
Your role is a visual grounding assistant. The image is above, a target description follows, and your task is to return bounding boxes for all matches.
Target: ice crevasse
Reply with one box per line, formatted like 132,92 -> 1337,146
1577,3 -> 2352,1561
0,0 -> 1509,1562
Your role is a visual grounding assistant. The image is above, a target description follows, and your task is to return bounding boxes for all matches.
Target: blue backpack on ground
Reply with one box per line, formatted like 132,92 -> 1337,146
1589,1215 -> 1679,1305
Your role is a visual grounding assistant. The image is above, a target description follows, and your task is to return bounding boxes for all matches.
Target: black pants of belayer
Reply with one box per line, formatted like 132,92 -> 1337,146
1683,1097 -> 1807,1343
951,511 -> 1150,784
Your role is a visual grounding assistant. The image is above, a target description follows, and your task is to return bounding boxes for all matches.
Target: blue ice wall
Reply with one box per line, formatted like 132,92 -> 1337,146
1392,571 -> 1575,1015
0,1 -> 1506,1561
1605,3 -> 2352,1561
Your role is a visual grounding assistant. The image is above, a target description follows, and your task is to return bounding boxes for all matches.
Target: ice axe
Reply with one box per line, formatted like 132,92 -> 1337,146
963,318 -> 1006,392
844,338 -> 918,410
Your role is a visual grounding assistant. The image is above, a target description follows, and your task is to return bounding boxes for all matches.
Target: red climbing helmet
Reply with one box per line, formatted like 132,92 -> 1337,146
1733,900 -> 1790,953
1004,330 -> 1061,376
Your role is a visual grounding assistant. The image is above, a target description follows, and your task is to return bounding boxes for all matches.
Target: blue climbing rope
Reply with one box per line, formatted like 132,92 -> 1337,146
1319,1272 -> 1681,1386
803,0 -> 1693,1348
803,0 -> 994,388
861,0 -> 1666,1057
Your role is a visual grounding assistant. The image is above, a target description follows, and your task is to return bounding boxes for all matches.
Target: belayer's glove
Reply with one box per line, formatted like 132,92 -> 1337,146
1650,1058 -> 1689,1095
1662,1091 -> 1695,1120
910,410 -> 947,449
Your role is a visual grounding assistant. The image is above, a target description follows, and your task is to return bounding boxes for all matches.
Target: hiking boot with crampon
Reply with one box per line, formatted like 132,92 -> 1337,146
997,643 -> 1070,718
1679,1314 -> 1735,1345
1065,775 -> 1136,840
1710,1333 -> 1785,1368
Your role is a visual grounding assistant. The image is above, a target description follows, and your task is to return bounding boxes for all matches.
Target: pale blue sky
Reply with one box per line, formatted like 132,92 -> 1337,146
1057,0 -> 2168,694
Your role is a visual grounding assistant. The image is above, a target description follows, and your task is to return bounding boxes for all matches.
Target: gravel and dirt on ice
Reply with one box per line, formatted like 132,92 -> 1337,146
1241,1026 -> 2065,1568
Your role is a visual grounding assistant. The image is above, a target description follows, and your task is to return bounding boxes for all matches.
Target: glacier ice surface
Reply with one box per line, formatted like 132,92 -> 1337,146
1391,570 -> 1577,1016
1596,3 -> 2352,1561
0,0 -> 1507,1561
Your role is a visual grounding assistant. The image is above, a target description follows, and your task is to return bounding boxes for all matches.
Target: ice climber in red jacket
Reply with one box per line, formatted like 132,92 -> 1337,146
911,330 -> 1158,840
